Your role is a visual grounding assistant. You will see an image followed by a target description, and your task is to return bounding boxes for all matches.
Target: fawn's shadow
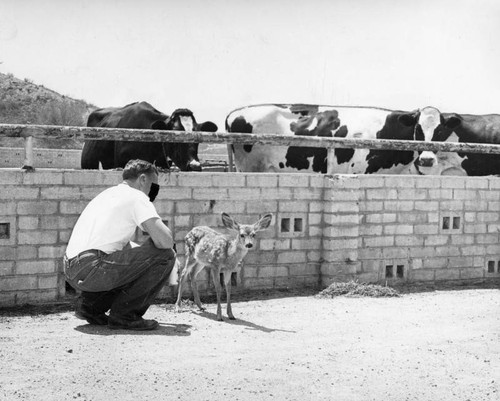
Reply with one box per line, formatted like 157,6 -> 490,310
74,322 -> 191,336
195,310 -> 296,334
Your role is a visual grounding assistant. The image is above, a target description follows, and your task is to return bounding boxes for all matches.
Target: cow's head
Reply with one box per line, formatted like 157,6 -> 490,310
397,106 -> 462,174
151,108 -> 218,172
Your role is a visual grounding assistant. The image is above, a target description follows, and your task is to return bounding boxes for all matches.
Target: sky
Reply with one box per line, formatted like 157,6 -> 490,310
1,0 -> 500,130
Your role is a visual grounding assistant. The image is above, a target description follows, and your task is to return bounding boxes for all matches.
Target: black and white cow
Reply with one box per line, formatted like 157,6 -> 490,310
81,101 -> 218,171
226,104 -> 500,176
398,107 -> 500,176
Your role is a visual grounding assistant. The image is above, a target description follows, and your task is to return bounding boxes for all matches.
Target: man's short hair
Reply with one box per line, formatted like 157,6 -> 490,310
122,159 -> 158,180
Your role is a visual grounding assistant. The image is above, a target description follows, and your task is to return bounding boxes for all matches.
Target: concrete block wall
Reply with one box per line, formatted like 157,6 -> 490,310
321,175 -> 500,286
0,168 -> 499,306
0,147 -> 81,169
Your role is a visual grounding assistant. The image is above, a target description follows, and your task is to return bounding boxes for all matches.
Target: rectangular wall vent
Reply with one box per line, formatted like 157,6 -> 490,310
0,223 -> 10,239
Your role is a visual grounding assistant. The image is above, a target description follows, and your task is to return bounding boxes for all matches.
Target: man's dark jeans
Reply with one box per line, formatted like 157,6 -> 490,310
64,238 -> 176,321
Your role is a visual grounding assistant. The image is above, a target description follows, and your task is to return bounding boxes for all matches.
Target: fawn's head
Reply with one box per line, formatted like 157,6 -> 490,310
221,213 -> 273,249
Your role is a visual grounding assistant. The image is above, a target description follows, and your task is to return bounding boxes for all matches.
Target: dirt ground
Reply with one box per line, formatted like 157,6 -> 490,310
0,287 -> 499,401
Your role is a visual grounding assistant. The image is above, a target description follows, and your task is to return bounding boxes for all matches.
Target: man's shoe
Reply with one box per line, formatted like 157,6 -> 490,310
75,309 -> 109,326
108,316 -> 159,331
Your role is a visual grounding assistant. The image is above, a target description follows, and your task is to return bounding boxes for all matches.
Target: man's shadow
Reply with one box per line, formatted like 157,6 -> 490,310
74,322 -> 191,336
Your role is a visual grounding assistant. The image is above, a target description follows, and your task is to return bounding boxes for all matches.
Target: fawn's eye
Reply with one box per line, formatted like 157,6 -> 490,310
240,234 -> 245,238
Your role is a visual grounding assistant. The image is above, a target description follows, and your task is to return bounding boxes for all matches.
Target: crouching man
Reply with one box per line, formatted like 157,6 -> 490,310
64,159 -> 176,331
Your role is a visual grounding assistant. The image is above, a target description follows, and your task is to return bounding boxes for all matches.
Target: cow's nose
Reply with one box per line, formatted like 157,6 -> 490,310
418,157 -> 435,167
246,244 -> 253,249
188,161 -> 202,172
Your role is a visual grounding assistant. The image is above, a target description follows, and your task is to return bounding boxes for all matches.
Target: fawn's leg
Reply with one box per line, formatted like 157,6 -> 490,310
223,271 -> 235,320
190,262 -> 206,311
174,257 -> 193,312
211,269 -> 224,321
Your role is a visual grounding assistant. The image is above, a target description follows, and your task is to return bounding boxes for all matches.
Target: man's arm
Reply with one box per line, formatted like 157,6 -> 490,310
141,217 -> 174,249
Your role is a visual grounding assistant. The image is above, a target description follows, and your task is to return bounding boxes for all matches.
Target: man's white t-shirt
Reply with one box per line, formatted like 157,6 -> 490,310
65,183 -> 160,259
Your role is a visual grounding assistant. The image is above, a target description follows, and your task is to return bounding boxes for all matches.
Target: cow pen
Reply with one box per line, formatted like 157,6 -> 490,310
0,124 -> 500,306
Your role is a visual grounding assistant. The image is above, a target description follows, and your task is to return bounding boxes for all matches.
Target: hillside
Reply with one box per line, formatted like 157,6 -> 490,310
0,73 -> 96,149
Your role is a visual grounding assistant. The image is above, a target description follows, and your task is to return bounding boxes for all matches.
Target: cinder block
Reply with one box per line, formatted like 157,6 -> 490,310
328,189 -> 359,202
0,170 -> 23,184
323,249 -> 358,263
38,246 -> 65,259
227,188 -> 262,201
323,238 -> 358,250
278,201 -> 309,213
460,267 -> 485,279
38,274 -> 59,289
23,171 -> 63,185
410,269 -> 435,282
357,176 -> 384,188
40,216 -> 78,230
385,176 -> 418,188
429,189 -> 453,199
278,175 -> 309,187
366,189 -> 397,200
326,225 -> 360,237
355,272 -> 380,283
307,250 -> 322,262
465,201 -> 488,211
243,252 -> 277,264
174,215 -> 191,228
487,201 -> 500,211
425,235 -> 450,246
440,200 -> 464,211
454,189 -> 478,200
384,201 -> 414,212
464,224 -> 487,234
450,235 -> 474,245
415,177 -> 441,189
309,202 -> 324,213
259,239 -> 291,251
242,266 -> 258,278
260,188 -> 294,200
0,187 -> 39,200
398,213 -> 427,224
41,187 -> 80,200
308,213 -> 322,226
291,238 -> 321,250
414,224 -> 439,235
441,177 -> 466,189
396,189 -> 428,200
465,178 -> 489,189
19,216 -> 39,230
15,246 -> 38,260
16,261 -> 56,275
193,188 -> 230,201
0,202 -> 16,215
13,289 -> 59,305
59,201 -> 88,215
18,231 -> 58,245
243,277 -> 274,289
177,174 -> 212,188
364,236 -> 394,248
0,261 -> 14,275
176,201 -> 212,214
328,175 -> 360,189
289,263 -> 319,276
214,173 -> 246,187
384,225 -> 414,235
435,268 -> 461,281
328,202 -> 359,214
17,201 -> 58,215
166,188 -> 194,200
381,247 -> 409,259
0,276 -> 38,291
414,201 -> 439,211
360,201 -> 383,212
277,251 -> 307,264
395,236 -> 424,247
324,214 -> 359,225
246,201 -> 278,214
423,258 -> 448,269
247,175 -> 278,188
155,201 -> 175,215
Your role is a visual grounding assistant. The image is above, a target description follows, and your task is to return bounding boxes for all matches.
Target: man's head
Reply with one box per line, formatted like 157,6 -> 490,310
123,159 -> 159,201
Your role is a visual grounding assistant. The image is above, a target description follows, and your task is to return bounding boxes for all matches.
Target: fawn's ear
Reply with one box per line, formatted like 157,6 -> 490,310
254,214 -> 273,231
221,213 -> 239,230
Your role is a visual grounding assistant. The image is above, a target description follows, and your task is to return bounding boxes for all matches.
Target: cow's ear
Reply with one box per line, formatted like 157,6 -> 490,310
151,120 -> 168,130
444,114 -> 462,129
198,121 -> 218,132
398,113 -> 418,127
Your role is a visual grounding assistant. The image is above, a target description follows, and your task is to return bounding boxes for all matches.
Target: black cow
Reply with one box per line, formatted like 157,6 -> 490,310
81,101 -> 218,171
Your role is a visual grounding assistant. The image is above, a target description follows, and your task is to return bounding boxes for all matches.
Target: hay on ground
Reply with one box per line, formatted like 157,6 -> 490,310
317,280 -> 400,298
